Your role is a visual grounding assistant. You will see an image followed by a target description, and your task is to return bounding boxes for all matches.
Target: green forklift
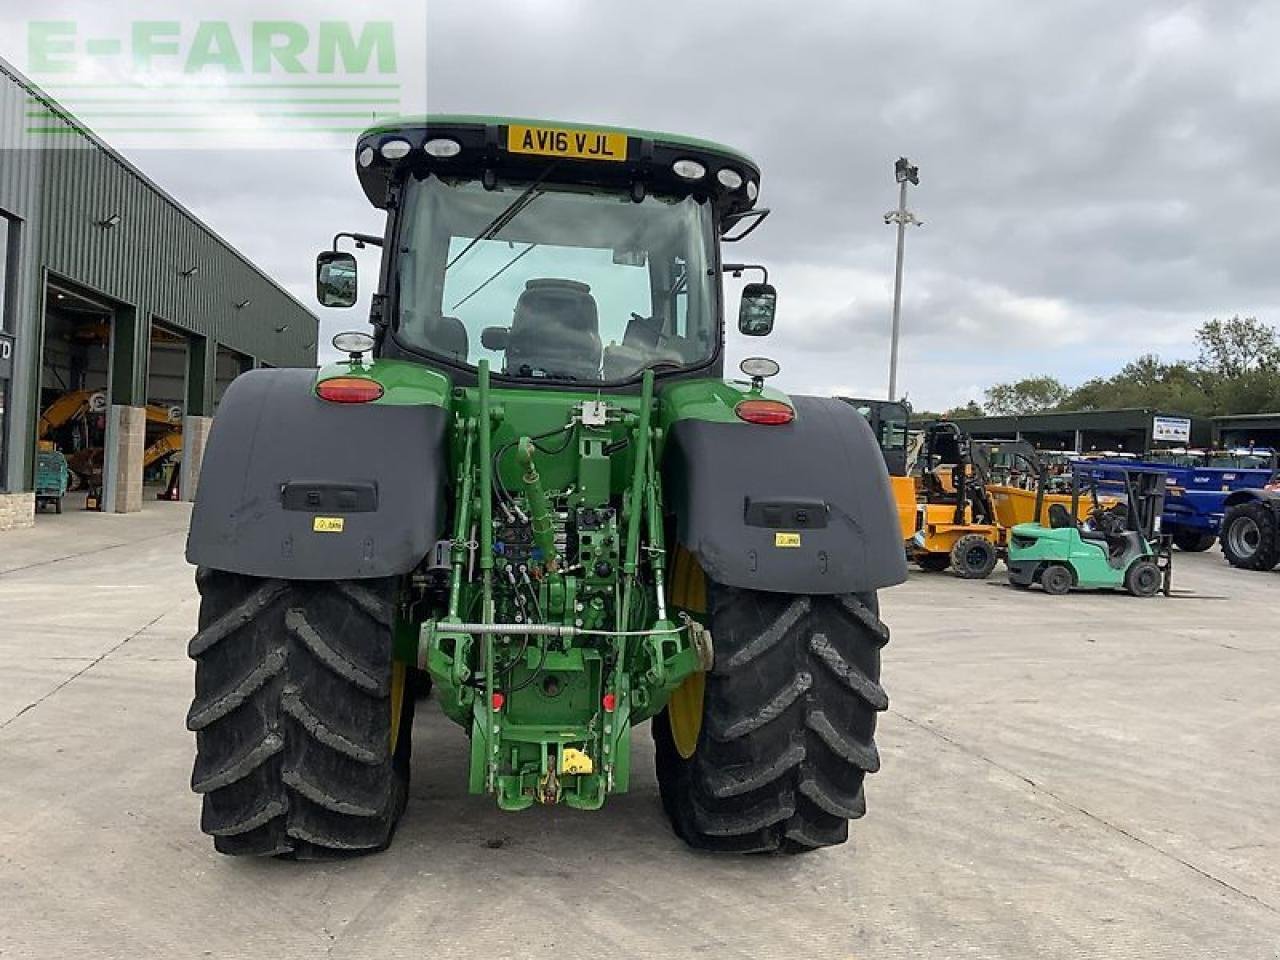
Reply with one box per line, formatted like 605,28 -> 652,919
1007,462 -> 1172,597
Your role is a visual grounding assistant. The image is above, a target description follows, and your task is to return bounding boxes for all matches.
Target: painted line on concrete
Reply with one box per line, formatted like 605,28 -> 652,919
0,606 -> 175,732
891,708 -> 1280,918
0,530 -> 184,578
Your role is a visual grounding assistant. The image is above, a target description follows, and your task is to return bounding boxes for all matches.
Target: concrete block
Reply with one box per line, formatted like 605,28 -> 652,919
180,415 -> 214,502
0,492 -> 36,531
106,405 -> 146,514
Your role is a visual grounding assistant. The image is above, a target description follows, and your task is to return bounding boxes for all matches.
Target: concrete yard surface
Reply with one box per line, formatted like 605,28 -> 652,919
1,501 -> 1277,959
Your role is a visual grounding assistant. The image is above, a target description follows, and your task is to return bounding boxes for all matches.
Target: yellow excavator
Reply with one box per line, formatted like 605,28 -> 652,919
37,389 -> 107,440
38,390 -> 183,485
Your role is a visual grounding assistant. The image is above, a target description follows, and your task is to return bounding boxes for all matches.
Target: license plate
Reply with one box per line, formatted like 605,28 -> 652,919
506,124 -> 627,162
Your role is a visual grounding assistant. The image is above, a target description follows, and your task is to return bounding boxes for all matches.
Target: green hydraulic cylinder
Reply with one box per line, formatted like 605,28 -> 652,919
517,437 -> 560,571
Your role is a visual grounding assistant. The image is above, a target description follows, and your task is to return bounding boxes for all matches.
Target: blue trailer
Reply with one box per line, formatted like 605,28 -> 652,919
1085,450 -> 1278,553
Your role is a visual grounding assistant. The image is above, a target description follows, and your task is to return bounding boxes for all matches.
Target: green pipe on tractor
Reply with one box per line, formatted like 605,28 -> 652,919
184,116 -> 908,858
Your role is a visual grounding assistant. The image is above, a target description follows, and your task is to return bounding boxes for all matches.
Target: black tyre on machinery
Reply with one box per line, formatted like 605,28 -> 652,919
187,569 -> 413,858
1220,502 -> 1280,571
653,580 -> 889,853
950,534 -> 998,580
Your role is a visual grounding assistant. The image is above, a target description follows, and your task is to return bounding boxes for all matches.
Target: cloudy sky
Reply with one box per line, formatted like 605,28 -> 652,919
8,1 -> 1280,409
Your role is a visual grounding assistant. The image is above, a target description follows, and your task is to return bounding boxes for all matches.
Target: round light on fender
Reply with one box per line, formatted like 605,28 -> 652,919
332,331 -> 375,355
740,357 -> 781,379
424,137 -> 462,158
379,138 -> 412,160
746,179 -> 759,201
735,399 -> 794,425
717,168 -> 744,190
357,146 -> 375,168
672,158 -> 706,181
316,377 -> 384,403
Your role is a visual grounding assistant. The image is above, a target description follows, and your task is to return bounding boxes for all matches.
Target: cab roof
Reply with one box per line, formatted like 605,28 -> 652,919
354,114 -> 763,220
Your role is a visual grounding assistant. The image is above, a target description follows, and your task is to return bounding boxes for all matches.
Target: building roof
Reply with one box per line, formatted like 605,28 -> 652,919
944,408 -> 1198,430
1212,412 -> 1280,423
0,55 -> 315,322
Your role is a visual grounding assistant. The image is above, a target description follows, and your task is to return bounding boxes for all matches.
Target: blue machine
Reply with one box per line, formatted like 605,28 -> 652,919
1085,449 -> 1278,552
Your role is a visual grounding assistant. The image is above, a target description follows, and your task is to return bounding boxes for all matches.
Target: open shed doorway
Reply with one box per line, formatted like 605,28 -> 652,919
37,282 -> 114,512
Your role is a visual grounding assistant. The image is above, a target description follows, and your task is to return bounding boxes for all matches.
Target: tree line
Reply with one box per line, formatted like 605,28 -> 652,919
914,316 -> 1280,420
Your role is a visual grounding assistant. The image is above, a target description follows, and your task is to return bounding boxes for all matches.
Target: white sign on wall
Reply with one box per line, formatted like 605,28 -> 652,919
1152,415 -> 1192,443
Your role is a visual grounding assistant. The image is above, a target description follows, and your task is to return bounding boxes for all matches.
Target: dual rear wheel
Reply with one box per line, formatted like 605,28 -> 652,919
189,566 -> 888,857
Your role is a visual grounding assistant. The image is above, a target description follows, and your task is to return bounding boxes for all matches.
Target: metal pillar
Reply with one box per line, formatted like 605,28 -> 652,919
885,158 -> 921,401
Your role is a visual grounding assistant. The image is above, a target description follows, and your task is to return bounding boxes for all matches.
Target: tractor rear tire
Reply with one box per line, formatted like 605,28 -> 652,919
653,584 -> 888,854
1220,502 -> 1280,571
1040,564 -> 1073,596
1124,559 -> 1162,597
1172,529 -> 1216,552
187,568 -> 413,858
950,534 -> 998,579
916,554 -> 951,573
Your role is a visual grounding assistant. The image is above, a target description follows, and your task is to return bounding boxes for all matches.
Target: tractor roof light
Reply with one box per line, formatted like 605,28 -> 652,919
746,180 -> 759,201
717,168 -> 744,190
424,137 -> 462,158
316,377 -> 384,404
735,398 -> 794,425
357,146 -> 375,168
672,158 -> 706,181
379,139 -> 413,160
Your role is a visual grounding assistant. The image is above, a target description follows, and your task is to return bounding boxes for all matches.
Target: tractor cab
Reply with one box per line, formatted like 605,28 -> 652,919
316,117 -> 777,387
1007,462 -> 1172,596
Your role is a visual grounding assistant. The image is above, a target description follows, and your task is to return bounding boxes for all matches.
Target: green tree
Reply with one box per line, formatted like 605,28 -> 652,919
983,376 -> 1069,415
1195,316 -> 1280,380
1061,354 -> 1212,415
944,400 -> 985,418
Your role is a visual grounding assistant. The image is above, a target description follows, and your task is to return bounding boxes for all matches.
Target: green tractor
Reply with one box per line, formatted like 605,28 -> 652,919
1006,462 -> 1171,596
184,117 -> 907,857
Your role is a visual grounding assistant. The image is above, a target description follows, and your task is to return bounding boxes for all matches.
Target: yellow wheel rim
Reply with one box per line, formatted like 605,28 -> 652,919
667,545 -> 708,760
668,671 -> 705,759
389,661 -> 407,754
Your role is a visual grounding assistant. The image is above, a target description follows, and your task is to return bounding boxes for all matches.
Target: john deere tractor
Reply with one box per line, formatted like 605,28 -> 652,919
184,117 -> 906,857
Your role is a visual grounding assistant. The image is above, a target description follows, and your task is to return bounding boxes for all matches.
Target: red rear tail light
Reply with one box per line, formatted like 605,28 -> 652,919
734,399 -> 795,425
316,377 -> 384,403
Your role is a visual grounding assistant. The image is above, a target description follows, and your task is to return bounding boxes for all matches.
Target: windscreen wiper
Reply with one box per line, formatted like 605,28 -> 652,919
446,163 -> 560,273
451,243 -> 539,310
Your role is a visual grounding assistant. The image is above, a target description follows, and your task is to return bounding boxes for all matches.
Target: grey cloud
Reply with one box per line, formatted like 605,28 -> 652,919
38,0 -> 1277,407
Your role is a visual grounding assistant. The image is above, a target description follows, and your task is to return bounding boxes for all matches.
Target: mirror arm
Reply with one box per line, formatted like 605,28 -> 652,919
721,208 -> 771,242
722,263 -> 769,285
332,231 -> 384,251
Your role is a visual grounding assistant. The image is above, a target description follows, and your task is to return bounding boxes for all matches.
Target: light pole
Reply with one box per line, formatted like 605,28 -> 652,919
884,157 -> 921,401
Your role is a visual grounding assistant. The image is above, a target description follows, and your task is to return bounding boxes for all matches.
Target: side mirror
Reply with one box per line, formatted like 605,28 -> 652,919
481,326 -> 510,351
316,251 -> 358,308
738,283 -> 777,336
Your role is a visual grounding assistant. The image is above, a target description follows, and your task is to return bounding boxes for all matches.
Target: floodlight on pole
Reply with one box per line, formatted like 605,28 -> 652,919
884,157 -> 922,401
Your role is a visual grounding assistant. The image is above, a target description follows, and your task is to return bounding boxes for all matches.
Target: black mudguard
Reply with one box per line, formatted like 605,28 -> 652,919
186,368 -> 448,580
1223,488 -> 1280,509
664,395 -> 908,595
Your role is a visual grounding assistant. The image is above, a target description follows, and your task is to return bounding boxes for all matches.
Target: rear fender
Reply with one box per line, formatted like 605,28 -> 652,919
662,395 -> 907,595
186,368 -> 449,580
1223,488 -> 1280,510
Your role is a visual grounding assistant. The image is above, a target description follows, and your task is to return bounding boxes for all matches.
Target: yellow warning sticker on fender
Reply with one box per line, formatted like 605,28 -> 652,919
313,517 -> 345,533
775,532 -> 802,548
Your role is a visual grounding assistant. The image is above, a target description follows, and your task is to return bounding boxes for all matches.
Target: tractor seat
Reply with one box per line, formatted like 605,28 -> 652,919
1048,503 -> 1074,529
505,279 -> 602,381
425,315 -> 469,362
